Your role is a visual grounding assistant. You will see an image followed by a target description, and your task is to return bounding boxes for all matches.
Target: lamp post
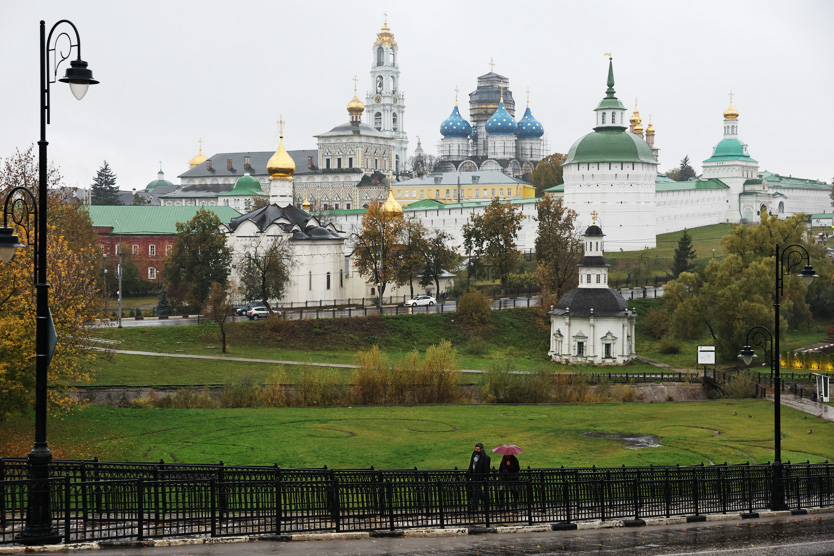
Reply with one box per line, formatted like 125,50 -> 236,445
0,19 -> 97,545
737,242 -> 816,511
115,220 -> 122,328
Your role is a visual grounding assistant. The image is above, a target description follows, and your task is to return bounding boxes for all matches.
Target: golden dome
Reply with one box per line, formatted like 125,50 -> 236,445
267,135 -> 295,181
347,90 -> 365,115
302,193 -> 311,211
189,140 -> 208,168
723,102 -> 739,121
380,188 -> 403,215
629,100 -> 642,126
633,122 -> 644,134
374,16 -> 397,47
645,117 -> 655,136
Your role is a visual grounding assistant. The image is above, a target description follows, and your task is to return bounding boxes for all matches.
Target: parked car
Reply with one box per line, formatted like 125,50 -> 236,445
246,305 -> 270,320
405,295 -> 436,307
235,305 -> 252,316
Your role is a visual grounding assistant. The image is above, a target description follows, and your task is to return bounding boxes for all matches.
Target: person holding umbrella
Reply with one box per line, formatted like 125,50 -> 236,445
494,445 -> 523,509
467,442 -> 491,512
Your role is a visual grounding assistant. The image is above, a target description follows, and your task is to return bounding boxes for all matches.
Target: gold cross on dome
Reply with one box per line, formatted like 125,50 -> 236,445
278,115 -> 285,136
591,210 -> 599,225
454,86 -> 459,103
352,75 -> 358,91
489,57 -> 495,72
198,137 -> 203,152
729,90 -> 734,104
526,87 -> 531,105
604,51 -> 612,57
383,11 -> 388,22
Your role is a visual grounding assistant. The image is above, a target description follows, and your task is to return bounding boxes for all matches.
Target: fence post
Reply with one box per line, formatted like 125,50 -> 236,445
664,468 -> 671,518
437,480 -> 445,529
137,478 -> 145,541
484,475 -> 491,528
63,475 -> 71,543
210,478 -> 217,537
387,480 -> 395,531
275,468 -> 282,535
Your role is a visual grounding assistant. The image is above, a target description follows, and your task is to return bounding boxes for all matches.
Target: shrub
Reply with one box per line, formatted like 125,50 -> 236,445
294,368 -> 349,407
413,340 -> 464,403
658,335 -> 682,354
135,307 -> 142,318
158,389 -> 216,409
128,309 -> 135,318
719,375 -> 758,399
353,346 -> 389,405
461,338 -> 490,356
457,289 -> 492,326
641,308 -> 672,340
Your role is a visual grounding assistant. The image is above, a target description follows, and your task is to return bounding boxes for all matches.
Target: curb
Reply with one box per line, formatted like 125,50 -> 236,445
1,506 -> 831,552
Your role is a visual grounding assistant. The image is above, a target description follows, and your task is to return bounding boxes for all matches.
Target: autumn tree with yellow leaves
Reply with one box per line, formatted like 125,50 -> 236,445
0,147 -> 101,422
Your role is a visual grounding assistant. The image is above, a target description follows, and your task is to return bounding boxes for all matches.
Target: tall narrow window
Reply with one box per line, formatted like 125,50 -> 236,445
611,112 -> 616,123
576,342 -> 585,356
309,271 -> 312,291
149,245 -> 156,257
340,270 -> 343,288
601,112 -> 606,124
393,112 -> 398,131
326,272 -> 331,290
376,47 -> 384,66
374,112 -> 382,130
148,267 -> 157,280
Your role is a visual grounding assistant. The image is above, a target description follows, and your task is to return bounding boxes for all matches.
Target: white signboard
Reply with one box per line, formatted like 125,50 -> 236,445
697,346 -> 716,366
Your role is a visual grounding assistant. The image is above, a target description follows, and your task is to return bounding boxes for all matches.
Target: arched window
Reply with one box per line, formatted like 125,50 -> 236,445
390,49 -> 396,65
391,76 -> 396,92
376,47 -> 384,66
374,112 -> 382,130
376,76 -> 383,93
611,112 -> 616,124
392,112 -> 398,131
778,201 -> 785,214
326,272 -> 331,290
601,112 -> 606,124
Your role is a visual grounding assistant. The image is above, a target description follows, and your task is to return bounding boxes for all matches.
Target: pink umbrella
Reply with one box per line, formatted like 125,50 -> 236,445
492,444 -> 524,455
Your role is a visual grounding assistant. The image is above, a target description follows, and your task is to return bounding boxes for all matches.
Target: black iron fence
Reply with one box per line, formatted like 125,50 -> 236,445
2,459 -> 832,544
706,368 -> 830,402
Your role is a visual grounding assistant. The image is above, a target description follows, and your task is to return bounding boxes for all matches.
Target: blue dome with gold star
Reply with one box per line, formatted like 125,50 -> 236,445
517,106 -> 544,138
485,100 -> 517,135
440,105 -> 472,138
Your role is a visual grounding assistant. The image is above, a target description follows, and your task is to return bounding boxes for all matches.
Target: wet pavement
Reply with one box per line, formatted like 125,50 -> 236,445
4,511 -> 832,555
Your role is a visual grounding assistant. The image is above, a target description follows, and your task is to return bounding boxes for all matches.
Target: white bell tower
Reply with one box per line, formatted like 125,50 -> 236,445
365,14 -> 408,173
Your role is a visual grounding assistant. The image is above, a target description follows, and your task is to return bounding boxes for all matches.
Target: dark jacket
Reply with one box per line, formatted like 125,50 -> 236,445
468,450 -> 491,477
499,455 -> 520,481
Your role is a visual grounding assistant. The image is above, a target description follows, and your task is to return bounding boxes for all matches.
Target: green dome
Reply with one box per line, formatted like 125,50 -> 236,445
145,170 -> 173,192
221,172 -> 264,197
703,138 -> 757,163
145,178 -> 173,192
564,130 -> 658,165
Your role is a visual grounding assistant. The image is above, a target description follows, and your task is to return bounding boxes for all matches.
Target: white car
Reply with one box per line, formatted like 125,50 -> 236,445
405,295 -> 436,307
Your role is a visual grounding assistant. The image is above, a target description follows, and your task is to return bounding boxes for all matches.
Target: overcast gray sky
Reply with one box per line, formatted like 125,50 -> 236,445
2,0 -> 833,192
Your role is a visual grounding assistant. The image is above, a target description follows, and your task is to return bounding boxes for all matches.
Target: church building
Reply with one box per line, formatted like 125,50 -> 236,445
548,218 -> 636,364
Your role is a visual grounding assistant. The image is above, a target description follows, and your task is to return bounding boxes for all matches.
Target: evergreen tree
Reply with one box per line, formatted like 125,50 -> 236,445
678,155 -> 696,181
671,229 -> 697,278
156,289 -> 172,317
91,161 -> 123,205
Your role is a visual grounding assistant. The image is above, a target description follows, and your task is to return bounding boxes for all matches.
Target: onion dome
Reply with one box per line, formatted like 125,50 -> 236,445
485,89 -> 517,135
723,101 -> 739,121
302,194 -> 311,211
633,120 -> 644,135
189,141 -> 208,168
347,89 -> 365,116
645,117 -> 655,136
440,104 -> 472,138
267,135 -> 296,181
225,171 -> 263,196
145,169 -> 173,192
380,189 -> 403,215
517,106 -> 544,138
629,101 -> 642,127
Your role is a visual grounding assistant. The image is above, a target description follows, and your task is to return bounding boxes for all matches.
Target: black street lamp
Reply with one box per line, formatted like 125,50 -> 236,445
0,19 -> 98,545
737,242 -> 816,511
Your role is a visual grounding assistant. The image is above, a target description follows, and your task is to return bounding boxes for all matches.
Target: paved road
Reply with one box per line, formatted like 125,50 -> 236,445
6,512 -> 830,556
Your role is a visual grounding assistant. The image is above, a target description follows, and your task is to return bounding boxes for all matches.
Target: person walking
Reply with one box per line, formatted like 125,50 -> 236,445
467,442 -> 491,511
498,454 -> 520,509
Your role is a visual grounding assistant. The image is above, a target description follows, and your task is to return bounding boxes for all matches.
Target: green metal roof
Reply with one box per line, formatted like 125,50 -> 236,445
145,179 -> 173,192
87,206 -> 241,234
703,138 -> 757,163
219,172 -> 265,197
405,199 -> 447,209
810,213 -> 834,219
565,129 -> 658,165
320,197 -> 538,217
759,171 -> 830,191
543,184 -> 564,193
655,178 -> 729,192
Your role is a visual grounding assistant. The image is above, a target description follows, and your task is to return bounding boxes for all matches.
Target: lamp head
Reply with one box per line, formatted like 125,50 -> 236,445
738,345 -> 757,366
59,58 -> 99,100
0,226 -> 24,264
799,264 -> 817,287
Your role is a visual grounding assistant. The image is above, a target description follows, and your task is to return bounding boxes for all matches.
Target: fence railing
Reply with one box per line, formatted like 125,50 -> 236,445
706,368 -> 830,402
2,459 -> 832,544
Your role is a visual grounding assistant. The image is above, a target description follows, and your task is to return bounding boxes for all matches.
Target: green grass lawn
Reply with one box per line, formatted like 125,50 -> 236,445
607,223 -> 732,262
4,401 -> 831,469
